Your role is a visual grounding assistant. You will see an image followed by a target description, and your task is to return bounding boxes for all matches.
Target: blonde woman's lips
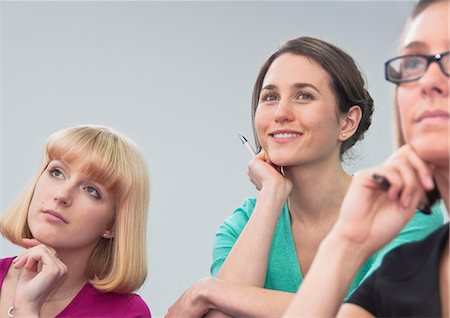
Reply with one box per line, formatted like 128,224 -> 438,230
44,209 -> 69,224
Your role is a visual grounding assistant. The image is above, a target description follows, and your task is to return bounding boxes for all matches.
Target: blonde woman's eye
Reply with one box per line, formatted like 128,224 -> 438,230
49,168 -> 64,179
84,186 -> 101,199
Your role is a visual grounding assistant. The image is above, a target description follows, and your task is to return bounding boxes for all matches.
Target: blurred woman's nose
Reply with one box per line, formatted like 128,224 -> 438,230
419,61 -> 449,98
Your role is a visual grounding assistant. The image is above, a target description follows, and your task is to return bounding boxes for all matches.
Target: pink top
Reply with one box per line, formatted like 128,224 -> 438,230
0,257 -> 151,317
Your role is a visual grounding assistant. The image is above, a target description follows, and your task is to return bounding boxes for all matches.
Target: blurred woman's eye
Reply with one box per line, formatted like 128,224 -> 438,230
84,185 -> 101,199
402,56 -> 425,71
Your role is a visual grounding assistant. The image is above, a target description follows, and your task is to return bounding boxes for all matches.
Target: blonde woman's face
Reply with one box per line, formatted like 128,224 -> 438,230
27,159 -> 116,250
397,1 -> 449,167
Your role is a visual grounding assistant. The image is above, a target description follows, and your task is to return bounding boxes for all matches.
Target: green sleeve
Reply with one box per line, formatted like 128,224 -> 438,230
362,202 -> 444,281
210,198 -> 256,277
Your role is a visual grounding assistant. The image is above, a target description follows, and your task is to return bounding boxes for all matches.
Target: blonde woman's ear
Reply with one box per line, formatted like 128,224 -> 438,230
102,230 -> 114,239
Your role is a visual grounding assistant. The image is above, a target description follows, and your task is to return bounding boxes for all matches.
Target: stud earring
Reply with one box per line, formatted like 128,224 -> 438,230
102,232 -> 113,239
342,133 -> 347,138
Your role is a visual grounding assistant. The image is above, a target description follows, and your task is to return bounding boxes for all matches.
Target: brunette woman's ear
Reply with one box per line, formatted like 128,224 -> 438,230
339,105 -> 362,141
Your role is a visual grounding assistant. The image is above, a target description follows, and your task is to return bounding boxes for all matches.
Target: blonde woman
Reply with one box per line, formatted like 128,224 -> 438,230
0,125 -> 151,317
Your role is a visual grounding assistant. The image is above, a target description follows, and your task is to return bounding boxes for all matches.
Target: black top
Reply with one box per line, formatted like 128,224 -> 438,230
347,224 -> 449,317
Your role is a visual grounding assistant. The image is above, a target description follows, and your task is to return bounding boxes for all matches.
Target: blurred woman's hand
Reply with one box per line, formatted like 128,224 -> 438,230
333,144 -> 435,257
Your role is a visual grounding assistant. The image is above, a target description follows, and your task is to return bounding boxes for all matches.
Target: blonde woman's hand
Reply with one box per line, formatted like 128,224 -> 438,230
12,239 -> 67,317
333,144 -> 435,258
247,149 -> 292,199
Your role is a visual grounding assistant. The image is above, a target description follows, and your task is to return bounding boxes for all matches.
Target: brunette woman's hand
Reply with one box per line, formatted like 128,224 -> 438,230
165,278 -> 216,318
247,149 -> 292,199
12,239 -> 67,317
332,144 -> 435,257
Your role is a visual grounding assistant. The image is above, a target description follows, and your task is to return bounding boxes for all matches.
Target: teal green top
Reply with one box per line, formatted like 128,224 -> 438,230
211,198 -> 444,298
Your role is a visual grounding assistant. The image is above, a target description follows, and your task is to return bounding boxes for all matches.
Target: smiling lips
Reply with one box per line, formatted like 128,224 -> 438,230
270,131 -> 302,141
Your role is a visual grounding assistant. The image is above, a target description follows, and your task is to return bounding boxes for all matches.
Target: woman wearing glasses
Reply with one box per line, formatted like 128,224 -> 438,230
283,0 -> 449,317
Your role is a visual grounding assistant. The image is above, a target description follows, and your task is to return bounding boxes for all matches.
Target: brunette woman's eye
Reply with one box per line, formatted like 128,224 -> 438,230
260,92 -> 278,102
296,92 -> 314,100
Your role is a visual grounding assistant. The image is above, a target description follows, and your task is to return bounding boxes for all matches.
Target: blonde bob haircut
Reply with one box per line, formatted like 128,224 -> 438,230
0,125 -> 150,294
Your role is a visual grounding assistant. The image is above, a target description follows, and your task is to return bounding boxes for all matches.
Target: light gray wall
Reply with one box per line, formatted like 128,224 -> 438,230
1,1 -> 414,317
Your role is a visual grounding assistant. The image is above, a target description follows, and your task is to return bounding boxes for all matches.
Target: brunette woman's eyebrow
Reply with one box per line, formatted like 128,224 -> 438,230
262,83 -> 321,95
293,83 -> 322,95
261,84 -> 277,90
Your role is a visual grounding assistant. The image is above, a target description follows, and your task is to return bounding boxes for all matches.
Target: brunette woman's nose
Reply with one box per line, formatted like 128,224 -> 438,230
274,99 -> 295,123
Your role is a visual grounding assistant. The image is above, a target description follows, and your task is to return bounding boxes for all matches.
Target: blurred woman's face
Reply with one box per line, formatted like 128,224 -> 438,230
397,1 -> 449,168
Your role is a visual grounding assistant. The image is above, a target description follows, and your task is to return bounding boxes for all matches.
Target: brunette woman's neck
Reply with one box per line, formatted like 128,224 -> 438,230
286,161 -> 352,224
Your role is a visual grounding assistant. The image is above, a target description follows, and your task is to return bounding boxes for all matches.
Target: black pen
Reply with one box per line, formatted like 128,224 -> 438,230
372,173 -> 391,190
371,173 -> 431,214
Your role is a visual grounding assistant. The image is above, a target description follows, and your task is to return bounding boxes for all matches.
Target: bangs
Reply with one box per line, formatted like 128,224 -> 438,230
45,127 -> 129,198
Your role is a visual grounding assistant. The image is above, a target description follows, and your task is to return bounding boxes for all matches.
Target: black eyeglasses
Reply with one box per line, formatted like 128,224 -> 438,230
385,51 -> 450,84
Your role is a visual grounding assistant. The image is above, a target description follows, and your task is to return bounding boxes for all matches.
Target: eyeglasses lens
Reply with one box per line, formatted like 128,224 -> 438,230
387,52 -> 450,83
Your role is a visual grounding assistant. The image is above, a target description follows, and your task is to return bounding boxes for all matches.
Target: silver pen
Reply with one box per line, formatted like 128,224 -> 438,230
238,132 -> 256,157
238,132 -> 286,176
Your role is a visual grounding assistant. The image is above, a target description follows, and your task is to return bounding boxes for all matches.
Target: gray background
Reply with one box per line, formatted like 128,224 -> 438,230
1,1 -> 414,316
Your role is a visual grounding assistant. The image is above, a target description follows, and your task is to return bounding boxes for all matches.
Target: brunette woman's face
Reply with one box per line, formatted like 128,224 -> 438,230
397,1 -> 449,167
254,53 -> 347,167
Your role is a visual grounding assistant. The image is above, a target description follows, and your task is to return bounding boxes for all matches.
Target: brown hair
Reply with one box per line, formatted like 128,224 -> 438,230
251,36 -> 374,158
